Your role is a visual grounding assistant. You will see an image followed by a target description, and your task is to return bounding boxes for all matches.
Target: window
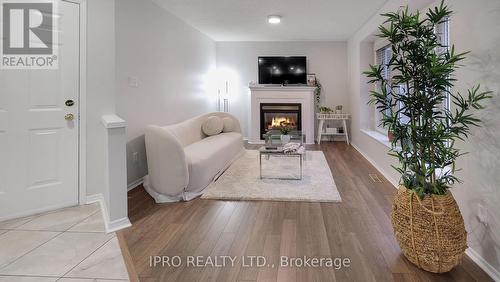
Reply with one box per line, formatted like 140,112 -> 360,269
372,18 -> 450,133
436,18 -> 451,110
374,44 -> 392,133
436,17 -> 450,53
374,44 -> 413,131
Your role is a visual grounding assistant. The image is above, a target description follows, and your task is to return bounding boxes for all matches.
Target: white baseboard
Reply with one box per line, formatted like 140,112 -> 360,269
351,142 -> 399,188
107,217 -> 132,233
86,193 -> 103,204
466,248 -> 500,281
86,193 -> 131,233
127,177 -> 144,191
0,202 -> 78,222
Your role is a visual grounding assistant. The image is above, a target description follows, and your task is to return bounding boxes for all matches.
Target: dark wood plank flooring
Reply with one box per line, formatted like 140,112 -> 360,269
119,142 -> 492,282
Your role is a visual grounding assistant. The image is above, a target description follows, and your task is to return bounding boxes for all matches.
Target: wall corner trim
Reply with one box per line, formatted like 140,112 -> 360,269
86,193 -> 132,233
466,248 -> 500,282
101,114 -> 127,129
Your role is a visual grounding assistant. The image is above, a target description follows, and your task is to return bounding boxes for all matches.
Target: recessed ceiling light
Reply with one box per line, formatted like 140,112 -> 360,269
268,15 -> 281,24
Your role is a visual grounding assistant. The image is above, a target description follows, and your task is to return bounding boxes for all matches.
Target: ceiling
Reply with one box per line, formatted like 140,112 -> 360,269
152,0 -> 389,41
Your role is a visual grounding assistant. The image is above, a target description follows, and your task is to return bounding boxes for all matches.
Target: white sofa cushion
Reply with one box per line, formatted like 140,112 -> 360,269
202,116 -> 223,136
222,117 -> 235,132
165,112 -> 241,147
184,132 -> 243,194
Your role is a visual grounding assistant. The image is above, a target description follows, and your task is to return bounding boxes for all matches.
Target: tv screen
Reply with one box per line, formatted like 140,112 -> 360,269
258,56 -> 307,85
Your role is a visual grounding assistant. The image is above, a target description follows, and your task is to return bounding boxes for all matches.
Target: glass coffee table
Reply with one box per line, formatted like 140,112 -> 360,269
259,130 -> 305,180
263,130 -> 305,147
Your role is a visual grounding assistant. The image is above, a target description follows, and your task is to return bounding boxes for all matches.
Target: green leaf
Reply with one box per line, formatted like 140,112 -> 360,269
362,1 -> 492,196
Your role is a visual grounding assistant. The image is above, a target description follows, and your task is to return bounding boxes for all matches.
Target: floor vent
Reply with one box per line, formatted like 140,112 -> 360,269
369,173 -> 383,183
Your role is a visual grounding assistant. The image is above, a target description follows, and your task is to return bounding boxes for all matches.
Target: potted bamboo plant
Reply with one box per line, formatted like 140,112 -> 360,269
364,1 -> 492,273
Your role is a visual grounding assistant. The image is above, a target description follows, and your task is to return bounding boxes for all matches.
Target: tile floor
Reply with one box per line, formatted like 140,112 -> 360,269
0,204 -> 130,281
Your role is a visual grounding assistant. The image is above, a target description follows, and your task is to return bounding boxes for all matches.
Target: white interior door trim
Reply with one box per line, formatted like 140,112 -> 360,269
76,0 -> 87,205
64,0 -> 87,205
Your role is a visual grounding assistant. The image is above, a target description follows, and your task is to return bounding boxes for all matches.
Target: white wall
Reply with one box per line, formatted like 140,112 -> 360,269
86,0 -> 116,197
114,0 -> 217,185
216,41 -> 348,138
347,0 -> 500,278
450,0 -> 500,277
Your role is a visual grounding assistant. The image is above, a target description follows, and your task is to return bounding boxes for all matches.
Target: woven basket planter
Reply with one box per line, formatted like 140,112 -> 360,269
391,187 -> 467,273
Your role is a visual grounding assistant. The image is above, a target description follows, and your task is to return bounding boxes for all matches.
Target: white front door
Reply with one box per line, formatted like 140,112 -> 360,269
0,1 -> 80,220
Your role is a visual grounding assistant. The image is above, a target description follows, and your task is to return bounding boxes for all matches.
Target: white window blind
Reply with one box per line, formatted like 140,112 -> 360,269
436,18 -> 450,54
436,18 -> 451,110
374,45 -> 393,132
376,45 -> 391,80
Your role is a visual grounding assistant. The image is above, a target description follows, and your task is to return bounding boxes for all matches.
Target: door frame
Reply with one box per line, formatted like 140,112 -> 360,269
64,0 -> 87,205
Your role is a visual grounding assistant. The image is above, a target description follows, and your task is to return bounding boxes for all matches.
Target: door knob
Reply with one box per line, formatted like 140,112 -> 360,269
65,113 -> 74,121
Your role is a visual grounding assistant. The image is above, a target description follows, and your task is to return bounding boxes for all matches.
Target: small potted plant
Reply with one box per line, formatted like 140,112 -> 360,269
319,106 -> 333,114
279,127 -> 291,144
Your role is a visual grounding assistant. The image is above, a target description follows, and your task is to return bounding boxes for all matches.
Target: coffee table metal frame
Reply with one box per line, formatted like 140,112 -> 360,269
259,147 -> 303,180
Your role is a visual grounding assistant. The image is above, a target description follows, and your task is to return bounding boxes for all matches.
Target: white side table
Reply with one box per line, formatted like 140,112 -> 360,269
316,113 -> 350,145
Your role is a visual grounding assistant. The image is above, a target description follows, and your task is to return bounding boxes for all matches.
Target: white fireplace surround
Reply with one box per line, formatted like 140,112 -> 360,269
249,85 -> 316,144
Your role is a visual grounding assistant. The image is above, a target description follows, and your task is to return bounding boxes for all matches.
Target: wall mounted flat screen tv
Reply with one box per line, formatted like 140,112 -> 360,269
258,56 -> 307,85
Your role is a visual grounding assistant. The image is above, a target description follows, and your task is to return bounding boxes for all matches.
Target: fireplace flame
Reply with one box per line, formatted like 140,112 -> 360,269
270,116 -> 296,128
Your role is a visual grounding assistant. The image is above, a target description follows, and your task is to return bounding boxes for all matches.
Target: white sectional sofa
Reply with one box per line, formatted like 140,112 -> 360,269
144,112 -> 244,202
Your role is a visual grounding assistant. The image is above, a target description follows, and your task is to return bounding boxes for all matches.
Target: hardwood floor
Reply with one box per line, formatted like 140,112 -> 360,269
119,142 -> 492,282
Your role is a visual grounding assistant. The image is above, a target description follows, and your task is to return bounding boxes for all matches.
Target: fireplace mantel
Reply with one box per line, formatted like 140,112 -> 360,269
249,85 -> 315,144
249,85 -> 317,92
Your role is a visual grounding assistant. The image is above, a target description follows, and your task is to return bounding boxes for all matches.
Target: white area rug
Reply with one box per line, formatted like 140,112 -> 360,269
201,150 -> 341,202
